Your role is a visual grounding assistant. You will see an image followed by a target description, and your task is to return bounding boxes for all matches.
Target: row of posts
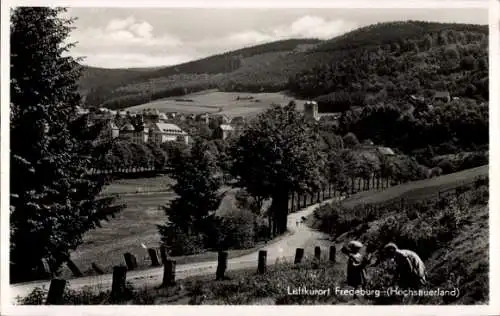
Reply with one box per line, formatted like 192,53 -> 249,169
44,245 -> 337,304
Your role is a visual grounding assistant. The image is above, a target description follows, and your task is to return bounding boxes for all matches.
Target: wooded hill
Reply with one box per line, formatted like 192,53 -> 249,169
79,21 -> 488,110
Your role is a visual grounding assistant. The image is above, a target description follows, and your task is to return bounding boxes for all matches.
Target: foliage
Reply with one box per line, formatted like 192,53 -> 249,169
230,103 -> 325,235
289,22 -> 488,104
337,100 -> 488,157
9,7 -> 123,282
208,210 -> 257,250
158,138 -> 222,255
342,132 -> 359,148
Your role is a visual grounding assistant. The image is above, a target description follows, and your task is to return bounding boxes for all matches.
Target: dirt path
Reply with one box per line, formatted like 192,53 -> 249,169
10,198 -> 337,304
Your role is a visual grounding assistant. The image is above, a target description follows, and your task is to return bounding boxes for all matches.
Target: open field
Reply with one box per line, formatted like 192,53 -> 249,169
101,174 -> 175,195
63,186 -> 228,278
125,90 -> 308,117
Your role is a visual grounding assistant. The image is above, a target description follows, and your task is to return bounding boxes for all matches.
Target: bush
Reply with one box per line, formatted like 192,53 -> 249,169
160,225 -> 205,256
437,158 -> 455,174
210,210 -> 257,250
459,152 -> 488,170
470,185 -> 488,205
343,132 -> 359,148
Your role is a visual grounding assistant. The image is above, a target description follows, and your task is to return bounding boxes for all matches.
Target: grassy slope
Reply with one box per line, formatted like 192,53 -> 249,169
425,204 -> 488,304
101,174 -> 175,195
61,186 -> 258,279
341,165 -> 488,207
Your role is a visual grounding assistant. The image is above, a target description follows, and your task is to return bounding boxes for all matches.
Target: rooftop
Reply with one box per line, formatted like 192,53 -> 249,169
377,146 -> 395,156
219,124 -> 234,131
121,123 -> 135,132
153,122 -> 186,134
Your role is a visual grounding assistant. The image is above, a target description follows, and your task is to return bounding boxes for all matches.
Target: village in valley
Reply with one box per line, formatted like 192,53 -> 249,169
5,5 -> 491,309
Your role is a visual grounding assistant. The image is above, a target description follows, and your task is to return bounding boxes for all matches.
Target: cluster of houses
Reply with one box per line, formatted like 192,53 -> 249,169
76,106 -> 240,145
100,120 -> 190,145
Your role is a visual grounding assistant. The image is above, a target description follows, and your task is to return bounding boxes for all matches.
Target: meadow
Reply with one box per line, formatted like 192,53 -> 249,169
125,90 -> 308,117
100,174 -> 175,195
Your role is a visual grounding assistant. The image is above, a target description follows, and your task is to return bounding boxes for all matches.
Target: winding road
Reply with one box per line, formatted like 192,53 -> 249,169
10,198 -> 337,304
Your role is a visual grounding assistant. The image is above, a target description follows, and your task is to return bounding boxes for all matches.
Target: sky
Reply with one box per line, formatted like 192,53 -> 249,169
66,7 -> 488,69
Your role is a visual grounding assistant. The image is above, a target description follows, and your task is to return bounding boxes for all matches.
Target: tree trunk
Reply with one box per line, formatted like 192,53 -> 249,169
270,191 -> 289,235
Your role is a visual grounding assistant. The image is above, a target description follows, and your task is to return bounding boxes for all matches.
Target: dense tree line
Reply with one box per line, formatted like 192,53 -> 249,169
336,99 -> 488,161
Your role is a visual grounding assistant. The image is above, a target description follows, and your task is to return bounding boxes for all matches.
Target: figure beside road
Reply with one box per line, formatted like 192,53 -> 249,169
341,240 -> 373,294
383,242 -> 427,290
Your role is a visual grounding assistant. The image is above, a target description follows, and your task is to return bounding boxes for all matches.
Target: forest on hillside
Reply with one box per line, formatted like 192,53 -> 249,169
80,21 -> 488,113
289,21 -> 488,112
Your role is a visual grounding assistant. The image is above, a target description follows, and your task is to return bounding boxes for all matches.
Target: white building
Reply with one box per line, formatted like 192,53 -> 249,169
148,122 -> 188,145
119,123 -> 149,144
215,124 -> 235,140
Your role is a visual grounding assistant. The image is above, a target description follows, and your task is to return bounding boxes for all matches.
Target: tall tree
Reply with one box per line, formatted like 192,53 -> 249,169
158,138 -> 222,255
10,7 -> 123,282
230,103 -> 325,236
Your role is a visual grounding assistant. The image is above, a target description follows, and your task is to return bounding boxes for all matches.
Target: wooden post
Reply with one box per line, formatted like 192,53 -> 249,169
66,259 -> 83,277
124,252 -> 137,270
162,260 -> 176,287
257,250 -> 267,274
216,251 -> 228,280
111,266 -> 127,300
148,248 -> 160,267
329,245 -> 336,263
294,248 -> 304,264
313,246 -> 321,268
91,263 -> 105,275
46,279 -> 66,305
290,192 -> 295,212
317,190 -> 321,203
160,245 -> 168,265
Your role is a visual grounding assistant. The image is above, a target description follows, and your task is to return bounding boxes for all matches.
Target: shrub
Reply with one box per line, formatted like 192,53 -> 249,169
210,210 -> 257,250
469,184 -> 488,205
160,225 -> 205,256
437,158 -> 455,174
343,132 -> 359,148
460,152 -> 488,170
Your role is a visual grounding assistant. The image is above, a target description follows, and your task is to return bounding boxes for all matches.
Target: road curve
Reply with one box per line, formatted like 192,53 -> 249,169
10,198 -> 337,304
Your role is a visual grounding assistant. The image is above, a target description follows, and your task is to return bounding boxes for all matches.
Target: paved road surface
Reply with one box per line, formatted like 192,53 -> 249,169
10,198 -> 336,304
